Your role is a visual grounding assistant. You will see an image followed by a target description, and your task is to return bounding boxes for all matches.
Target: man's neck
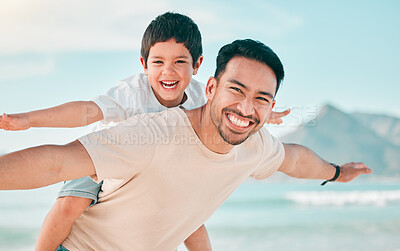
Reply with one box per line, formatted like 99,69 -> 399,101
184,104 -> 234,154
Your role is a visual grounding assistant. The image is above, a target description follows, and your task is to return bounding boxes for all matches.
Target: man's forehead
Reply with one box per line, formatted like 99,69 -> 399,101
222,57 -> 277,93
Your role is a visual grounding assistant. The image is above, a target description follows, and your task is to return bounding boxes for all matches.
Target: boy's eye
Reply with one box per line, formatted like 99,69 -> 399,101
176,60 -> 187,64
153,60 -> 163,64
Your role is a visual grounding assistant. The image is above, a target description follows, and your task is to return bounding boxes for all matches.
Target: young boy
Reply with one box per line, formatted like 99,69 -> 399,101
0,13 -> 289,251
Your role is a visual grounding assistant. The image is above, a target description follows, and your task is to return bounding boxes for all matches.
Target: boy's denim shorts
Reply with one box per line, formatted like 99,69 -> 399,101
56,245 -> 69,251
57,176 -> 103,206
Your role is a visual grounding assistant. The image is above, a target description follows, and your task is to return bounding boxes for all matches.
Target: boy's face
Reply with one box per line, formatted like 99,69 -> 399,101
141,39 -> 202,107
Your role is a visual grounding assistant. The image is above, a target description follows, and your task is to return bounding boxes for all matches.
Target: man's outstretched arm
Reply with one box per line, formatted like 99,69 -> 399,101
278,143 -> 372,182
0,141 -> 96,190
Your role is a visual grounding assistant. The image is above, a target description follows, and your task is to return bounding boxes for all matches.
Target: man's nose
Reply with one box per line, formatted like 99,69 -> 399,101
237,97 -> 255,116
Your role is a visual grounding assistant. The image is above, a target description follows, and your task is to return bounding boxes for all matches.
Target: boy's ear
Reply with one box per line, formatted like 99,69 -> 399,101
192,56 -> 204,75
205,77 -> 218,100
140,57 -> 148,76
266,100 -> 276,124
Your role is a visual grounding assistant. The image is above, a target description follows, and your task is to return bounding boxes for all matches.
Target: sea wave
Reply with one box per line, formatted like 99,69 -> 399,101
284,190 -> 400,207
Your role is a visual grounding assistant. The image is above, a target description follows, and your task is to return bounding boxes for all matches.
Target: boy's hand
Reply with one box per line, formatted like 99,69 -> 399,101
336,162 -> 373,183
267,109 -> 290,125
0,113 -> 31,131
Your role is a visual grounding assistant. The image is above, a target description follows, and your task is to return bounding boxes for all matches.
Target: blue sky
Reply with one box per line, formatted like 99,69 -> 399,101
1,0 -> 399,152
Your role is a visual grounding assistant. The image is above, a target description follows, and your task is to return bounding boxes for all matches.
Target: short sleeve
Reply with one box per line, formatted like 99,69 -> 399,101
250,128 -> 285,180
78,115 -> 157,182
92,75 -> 151,124
181,78 -> 207,110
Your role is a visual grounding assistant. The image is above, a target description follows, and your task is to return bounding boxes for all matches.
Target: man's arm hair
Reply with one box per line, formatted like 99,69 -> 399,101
0,140 -> 96,190
278,144 -> 372,182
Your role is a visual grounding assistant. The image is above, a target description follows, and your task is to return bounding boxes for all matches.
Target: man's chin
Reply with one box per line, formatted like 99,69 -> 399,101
219,131 -> 251,146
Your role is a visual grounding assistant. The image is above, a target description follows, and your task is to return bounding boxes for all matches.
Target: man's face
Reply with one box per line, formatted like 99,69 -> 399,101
141,38 -> 202,107
208,56 -> 277,145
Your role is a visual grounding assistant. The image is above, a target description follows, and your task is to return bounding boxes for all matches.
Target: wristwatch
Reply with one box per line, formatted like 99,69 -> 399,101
321,163 -> 341,186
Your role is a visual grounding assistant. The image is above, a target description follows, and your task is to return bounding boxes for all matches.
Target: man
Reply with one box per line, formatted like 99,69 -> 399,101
0,39 -> 372,251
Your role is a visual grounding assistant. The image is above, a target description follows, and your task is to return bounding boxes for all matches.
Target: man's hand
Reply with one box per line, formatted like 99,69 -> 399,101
267,109 -> 290,125
0,113 -> 31,131
336,162 -> 373,183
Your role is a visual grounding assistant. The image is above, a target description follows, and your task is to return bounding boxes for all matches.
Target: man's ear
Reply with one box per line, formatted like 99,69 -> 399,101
140,57 -> 148,76
192,55 -> 204,75
205,77 -> 218,101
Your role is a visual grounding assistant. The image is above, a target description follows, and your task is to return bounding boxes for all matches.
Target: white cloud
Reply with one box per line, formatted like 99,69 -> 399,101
0,0 -> 170,54
0,0 -> 303,54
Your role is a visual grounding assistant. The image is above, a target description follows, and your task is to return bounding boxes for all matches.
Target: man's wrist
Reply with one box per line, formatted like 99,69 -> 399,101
321,163 -> 341,186
25,112 -> 34,127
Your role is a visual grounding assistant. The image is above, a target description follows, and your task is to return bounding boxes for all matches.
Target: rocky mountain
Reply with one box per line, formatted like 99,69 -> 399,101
352,112 -> 400,146
282,104 -> 400,177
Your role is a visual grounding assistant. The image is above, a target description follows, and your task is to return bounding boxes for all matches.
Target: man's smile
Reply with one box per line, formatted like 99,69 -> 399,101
225,111 -> 257,132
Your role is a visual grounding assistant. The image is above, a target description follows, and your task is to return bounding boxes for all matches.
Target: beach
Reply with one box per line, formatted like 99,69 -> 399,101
1,180 -> 399,251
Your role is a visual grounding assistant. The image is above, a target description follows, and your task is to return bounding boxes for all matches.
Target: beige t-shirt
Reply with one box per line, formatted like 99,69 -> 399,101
63,107 -> 284,251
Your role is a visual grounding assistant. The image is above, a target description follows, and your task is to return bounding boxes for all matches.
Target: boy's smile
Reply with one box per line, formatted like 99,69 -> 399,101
141,38 -> 202,108
160,80 -> 179,89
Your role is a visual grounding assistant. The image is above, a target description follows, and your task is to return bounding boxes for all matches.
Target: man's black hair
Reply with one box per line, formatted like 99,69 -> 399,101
214,39 -> 284,95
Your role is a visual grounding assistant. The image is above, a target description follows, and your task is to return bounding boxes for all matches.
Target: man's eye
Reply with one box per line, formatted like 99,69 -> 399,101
256,97 -> 270,103
230,87 -> 243,93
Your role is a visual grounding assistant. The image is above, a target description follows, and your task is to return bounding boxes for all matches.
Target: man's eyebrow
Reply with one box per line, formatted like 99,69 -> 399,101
228,78 -> 275,99
258,91 -> 275,100
228,79 -> 248,90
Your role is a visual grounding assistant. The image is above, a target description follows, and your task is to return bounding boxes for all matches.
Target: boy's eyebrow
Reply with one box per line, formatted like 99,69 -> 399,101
227,78 -> 275,99
149,55 -> 191,59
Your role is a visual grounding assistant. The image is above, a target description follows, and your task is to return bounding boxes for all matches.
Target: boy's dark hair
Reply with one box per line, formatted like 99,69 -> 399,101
141,12 -> 202,68
214,39 -> 284,96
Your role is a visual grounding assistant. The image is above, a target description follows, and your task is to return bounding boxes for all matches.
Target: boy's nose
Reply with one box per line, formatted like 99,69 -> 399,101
162,63 -> 175,74
237,98 -> 255,116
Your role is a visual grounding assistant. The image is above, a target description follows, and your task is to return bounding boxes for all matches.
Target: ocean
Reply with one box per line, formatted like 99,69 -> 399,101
1,180 -> 399,251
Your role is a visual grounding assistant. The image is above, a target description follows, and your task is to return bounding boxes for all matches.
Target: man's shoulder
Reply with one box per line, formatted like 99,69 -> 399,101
240,127 -> 280,151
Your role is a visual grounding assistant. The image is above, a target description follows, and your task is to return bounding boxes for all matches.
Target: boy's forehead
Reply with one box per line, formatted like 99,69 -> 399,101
149,39 -> 191,57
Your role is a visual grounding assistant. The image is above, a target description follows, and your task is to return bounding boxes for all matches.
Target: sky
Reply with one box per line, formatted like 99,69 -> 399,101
0,0 -> 399,152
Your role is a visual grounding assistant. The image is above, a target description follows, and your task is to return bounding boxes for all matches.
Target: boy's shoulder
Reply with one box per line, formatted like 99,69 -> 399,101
118,73 -> 150,89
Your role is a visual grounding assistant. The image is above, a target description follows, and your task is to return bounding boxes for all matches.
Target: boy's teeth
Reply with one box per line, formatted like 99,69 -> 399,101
161,81 -> 178,89
227,114 -> 250,128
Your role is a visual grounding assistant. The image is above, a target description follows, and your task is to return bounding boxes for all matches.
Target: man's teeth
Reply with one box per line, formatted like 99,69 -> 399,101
227,114 -> 250,128
161,81 -> 178,89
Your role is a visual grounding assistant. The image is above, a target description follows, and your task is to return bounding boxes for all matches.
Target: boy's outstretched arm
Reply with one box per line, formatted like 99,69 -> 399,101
184,224 -> 212,251
0,140 -> 96,190
278,143 -> 373,182
267,108 -> 290,125
0,101 -> 103,131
